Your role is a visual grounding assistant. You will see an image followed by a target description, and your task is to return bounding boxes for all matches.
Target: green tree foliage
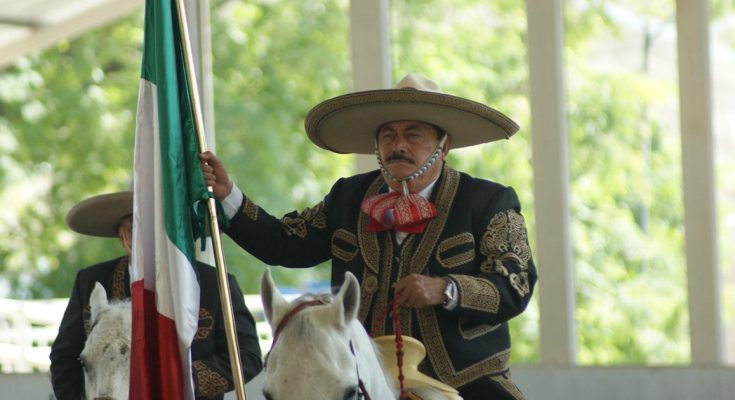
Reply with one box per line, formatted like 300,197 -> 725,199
208,0 -> 353,292
0,13 -> 143,298
0,0 -> 355,297
565,1 -> 713,364
568,72 -> 688,364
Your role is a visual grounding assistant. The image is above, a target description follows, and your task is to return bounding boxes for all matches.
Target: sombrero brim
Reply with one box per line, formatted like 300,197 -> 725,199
65,191 -> 133,238
373,335 -> 461,397
305,89 -> 520,154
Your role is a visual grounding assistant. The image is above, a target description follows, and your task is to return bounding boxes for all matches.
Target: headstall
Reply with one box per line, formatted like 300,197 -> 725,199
264,298 -> 371,400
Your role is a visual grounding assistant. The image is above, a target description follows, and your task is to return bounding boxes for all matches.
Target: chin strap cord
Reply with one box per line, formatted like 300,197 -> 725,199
376,133 -> 449,193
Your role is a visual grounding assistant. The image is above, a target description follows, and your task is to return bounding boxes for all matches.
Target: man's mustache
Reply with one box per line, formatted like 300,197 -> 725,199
386,154 -> 415,164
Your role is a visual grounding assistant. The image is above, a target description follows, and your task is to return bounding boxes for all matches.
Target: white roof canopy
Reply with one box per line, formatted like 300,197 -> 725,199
0,0 -> 143,69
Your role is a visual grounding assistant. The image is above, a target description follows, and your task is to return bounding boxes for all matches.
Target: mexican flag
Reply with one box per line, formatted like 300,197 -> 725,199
130,0 -> 210,398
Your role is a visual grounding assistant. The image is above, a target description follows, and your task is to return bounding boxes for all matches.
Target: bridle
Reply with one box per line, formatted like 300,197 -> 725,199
264,298 -> 372,400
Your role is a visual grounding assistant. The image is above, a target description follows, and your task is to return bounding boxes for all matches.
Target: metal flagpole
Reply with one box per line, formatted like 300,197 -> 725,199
173,0 -> 248,398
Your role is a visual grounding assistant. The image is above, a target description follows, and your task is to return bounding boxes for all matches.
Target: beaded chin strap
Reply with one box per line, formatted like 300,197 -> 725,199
375,133 -> 449,195
361,132 -> 448,233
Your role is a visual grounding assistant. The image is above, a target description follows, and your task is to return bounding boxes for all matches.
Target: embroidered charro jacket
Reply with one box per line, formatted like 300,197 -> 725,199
50,256 -> 263,400
225,164 -> 537,397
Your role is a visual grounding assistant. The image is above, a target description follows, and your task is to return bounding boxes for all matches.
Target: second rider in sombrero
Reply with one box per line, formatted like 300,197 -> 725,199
200,74 -> 537,400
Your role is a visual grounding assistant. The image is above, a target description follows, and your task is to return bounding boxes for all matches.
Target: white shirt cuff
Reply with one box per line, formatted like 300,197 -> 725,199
222,183 -> 244,221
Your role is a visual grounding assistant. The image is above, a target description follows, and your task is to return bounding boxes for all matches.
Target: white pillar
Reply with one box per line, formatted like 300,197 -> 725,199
526,0 -> 577,365
675,0 -> 723,365
184,0 -> 215,152
183,0 -> 216,265
349,0 -> 391,173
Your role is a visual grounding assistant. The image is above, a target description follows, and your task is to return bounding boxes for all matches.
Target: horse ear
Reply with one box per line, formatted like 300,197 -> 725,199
260,268 -> 288,326
334,272 -> 360,326
89,282 -> 109,323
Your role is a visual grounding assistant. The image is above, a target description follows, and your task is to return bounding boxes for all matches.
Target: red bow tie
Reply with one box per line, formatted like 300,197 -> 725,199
360,191 -> 437,233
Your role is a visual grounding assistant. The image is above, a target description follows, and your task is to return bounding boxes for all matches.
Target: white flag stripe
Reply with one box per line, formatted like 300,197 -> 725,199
132,79 -> 157,290
132,78 -> 199,399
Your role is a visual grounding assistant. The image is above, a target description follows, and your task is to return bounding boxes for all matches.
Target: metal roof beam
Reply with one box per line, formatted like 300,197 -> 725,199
0,16 -> 44,28
0,0 -> 143,69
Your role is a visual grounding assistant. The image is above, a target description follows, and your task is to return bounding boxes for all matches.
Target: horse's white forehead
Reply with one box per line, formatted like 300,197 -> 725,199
270,309 -> 354,367
82,301 -> 131,400
82,308 -> 131,370
265,306 -> 359,399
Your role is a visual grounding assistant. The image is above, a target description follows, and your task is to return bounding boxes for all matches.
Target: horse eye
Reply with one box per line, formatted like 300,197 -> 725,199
343,386 -> 358,400
262,391 -> 274,400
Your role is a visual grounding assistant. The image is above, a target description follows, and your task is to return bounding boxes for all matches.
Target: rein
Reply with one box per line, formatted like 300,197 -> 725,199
370,291 -> 407,400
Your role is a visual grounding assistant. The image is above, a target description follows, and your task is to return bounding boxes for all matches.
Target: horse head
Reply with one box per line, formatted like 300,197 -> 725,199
80,282 -> 131,400
260,269 -> 395,400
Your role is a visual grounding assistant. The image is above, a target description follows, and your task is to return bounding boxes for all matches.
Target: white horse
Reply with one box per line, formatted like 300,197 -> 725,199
259,270 -> 461,400
79,282 -> 131,400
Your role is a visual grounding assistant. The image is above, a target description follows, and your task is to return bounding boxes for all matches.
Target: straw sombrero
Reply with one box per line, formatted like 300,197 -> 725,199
65,191 -> 133,238
304,73 -> 519,155
373,335 -> 462,399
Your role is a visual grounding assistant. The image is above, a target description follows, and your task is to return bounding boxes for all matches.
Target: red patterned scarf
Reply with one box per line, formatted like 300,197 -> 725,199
360,191 -> 436,233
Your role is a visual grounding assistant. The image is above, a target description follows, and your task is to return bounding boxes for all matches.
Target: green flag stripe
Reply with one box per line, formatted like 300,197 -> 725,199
141,0 -> 209,266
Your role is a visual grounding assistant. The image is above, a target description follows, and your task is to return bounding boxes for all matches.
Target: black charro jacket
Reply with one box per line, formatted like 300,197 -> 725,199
223,164 -> 536,399
49,256 -> 262,400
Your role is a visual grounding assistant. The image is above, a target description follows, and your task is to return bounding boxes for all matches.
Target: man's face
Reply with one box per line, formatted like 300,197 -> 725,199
377,120 -> 447,189
118,215 -> 133,255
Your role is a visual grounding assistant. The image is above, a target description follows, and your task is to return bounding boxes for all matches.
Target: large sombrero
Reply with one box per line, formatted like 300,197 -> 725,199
65,191 -> 133,238
304,73 -> 519,154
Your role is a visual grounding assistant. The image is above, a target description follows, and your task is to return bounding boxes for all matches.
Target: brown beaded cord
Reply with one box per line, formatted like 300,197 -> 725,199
369,290 -> 407,400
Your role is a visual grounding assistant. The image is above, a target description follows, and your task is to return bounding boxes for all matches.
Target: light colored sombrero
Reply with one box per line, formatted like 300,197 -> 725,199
304,73 -> 519,154
373,335 -> 462,399
65,191 -> 133,238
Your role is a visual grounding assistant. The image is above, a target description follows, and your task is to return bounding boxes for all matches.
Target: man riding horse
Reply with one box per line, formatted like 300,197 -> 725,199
200,73 -> 537,399
50,189 -> 263,399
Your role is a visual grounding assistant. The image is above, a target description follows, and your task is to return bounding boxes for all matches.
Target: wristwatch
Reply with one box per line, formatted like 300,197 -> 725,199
442,277 -> 456,308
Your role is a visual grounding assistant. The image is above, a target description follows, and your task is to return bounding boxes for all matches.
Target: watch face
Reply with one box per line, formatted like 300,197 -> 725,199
443,279 -> 454,305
